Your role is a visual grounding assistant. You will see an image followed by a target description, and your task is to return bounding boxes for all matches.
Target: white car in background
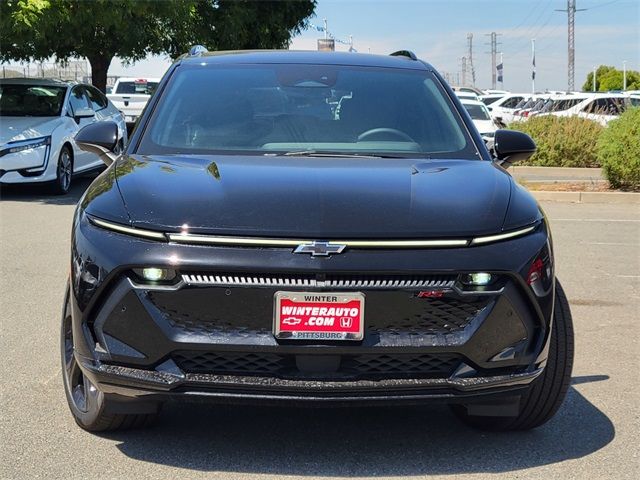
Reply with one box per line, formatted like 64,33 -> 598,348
460,99 -> 499,139
485,93 -> 528,125
107,77 -> 160,130
550,93 -> 629,126
454,90 -> 480,101
0,78 -> 127,194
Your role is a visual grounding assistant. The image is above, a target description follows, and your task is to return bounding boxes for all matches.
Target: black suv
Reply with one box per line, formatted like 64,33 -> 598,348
62,49 -> 573,432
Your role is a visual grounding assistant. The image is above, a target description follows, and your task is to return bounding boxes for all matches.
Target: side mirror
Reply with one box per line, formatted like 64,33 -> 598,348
74,107 -> 95,120
493,129 -> 536,168
75,121 -> 119,166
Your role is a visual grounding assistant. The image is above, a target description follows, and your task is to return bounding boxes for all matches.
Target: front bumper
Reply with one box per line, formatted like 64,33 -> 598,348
69,213 -> 554,404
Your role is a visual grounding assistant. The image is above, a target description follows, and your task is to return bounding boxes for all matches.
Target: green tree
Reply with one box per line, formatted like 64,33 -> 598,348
582,65 -> 640,92
0,0 -> 316,92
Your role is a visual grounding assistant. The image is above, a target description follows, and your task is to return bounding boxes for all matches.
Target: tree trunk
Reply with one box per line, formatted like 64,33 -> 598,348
88,55 -> 113,93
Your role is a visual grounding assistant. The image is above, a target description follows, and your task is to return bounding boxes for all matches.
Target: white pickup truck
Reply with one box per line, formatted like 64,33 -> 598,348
106,77 -> 160,129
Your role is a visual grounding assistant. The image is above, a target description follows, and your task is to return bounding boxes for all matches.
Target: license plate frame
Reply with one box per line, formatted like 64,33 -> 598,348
273,291 -> 365,341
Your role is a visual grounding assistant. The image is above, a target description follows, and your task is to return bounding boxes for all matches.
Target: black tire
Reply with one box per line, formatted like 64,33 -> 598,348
51,145 -> 73,195
60,283 -> 158,432
452,280 -> 574,431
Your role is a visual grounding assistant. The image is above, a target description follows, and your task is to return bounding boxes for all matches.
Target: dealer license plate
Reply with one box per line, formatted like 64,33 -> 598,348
274,291 -> 365,341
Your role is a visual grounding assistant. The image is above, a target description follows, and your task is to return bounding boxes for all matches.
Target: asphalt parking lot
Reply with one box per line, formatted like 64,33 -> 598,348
1,179 -> 638,480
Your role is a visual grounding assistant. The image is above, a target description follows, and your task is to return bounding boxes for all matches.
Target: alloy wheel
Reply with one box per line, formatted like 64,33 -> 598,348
58,149 -> 72,192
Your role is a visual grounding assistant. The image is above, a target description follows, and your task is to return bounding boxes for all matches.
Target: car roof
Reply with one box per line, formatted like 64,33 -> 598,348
551,93 -> 591,100
0,77 -> 72,87
177,50 -> 431,71
459,99 -> 486,106
116,77 -> 161,82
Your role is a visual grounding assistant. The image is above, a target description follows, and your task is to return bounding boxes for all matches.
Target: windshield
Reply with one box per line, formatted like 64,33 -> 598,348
481,96 -> 502,106
138,64 -> 476,158
115,81 -> 159,95
0,84 -> 66,116
463,103 -> 491,120
549,98 -> 584,112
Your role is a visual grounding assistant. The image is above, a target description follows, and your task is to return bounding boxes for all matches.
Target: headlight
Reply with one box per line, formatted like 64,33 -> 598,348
0,136 -> 51,157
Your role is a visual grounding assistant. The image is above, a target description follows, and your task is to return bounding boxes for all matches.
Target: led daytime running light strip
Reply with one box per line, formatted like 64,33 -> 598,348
90,216 -> 537,247
90,217 -> 166,240
470,225 -> 537,245
166,233 -> 468,248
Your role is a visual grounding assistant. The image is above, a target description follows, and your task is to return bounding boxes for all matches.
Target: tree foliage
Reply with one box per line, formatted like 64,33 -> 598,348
0,0 -> 316,92
582,65 -> 640,92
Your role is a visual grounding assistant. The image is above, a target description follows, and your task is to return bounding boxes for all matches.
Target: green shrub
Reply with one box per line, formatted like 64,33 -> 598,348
597,108 -> 640,190
508,115 -> 604,167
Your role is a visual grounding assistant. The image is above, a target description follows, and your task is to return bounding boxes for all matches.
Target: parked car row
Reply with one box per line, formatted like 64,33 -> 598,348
461,90 -> 638,127
453,86 -> 638,127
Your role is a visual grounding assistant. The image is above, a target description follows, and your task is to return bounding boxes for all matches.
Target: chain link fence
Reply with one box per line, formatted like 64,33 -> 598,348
1,60 -> 95,83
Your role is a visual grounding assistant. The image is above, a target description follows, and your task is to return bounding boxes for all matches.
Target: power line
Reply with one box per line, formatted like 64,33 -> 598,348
587,0 -> 621,10
502,0 -> 555,54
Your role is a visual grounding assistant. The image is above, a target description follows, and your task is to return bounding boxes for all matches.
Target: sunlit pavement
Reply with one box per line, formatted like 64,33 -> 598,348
1,180 -> 638,479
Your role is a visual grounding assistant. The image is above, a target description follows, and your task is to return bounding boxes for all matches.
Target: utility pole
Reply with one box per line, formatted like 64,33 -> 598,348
485,32 -> 502,90
593,66 -> 597,92
467,33 -> 476,86
531,39 -> 536,94
461,57 -> 467,86
623,61 -> 627,90
556,0 -> 587,91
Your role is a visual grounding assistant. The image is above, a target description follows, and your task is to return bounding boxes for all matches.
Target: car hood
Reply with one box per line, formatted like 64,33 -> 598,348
115,155 -> 513,238
0,116 -> 60,145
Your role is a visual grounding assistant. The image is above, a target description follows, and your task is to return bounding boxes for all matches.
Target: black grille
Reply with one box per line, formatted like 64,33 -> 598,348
149,288 -> 492,339
148,289 -> 273,338
367,297 -> 492,336
172,351 -> 460,380
342,354 -> 461,377
174,351 -> 288,375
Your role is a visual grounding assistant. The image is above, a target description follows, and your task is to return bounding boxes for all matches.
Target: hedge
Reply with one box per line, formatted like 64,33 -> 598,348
508,115 -> 604,168
596,108 -> 640,190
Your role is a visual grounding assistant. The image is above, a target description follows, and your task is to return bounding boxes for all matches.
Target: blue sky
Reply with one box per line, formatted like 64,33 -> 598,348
112,0 -> 639,92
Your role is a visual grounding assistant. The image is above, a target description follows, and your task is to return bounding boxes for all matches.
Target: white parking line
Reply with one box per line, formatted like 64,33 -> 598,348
579,242 -> 638,246
553,218 -> 640,223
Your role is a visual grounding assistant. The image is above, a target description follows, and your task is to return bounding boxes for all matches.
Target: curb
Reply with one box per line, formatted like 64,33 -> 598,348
531,191 -> 640,204
512,166 -> 603,178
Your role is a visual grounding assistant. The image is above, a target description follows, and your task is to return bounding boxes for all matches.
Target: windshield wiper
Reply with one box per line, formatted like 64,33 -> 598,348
278,150 -> 407,159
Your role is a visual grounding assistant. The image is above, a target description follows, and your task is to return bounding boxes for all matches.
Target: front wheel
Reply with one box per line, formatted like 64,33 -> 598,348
60,284 -> 158,431
452,280 -> 574,431
51,146 -> 73,195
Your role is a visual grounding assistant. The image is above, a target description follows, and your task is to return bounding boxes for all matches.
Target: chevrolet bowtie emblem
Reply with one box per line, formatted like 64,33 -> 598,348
293,241 -> 346,257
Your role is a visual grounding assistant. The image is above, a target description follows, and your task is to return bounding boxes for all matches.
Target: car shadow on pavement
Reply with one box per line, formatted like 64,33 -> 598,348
0,176 -> 94,206
107,376 -> 613,476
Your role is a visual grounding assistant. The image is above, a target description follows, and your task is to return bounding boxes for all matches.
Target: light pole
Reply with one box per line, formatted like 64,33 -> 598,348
593,66 -> 596,92
623,61 -> 627,91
